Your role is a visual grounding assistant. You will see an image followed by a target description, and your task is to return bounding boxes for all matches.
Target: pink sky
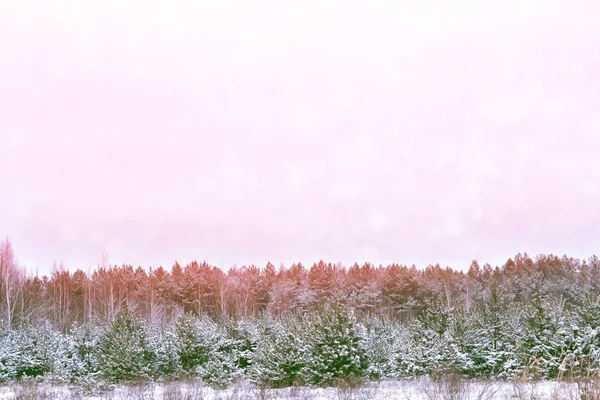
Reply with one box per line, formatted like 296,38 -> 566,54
1,0 -> 600,274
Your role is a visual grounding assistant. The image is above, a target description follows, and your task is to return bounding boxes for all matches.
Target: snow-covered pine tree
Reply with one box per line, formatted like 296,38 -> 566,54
96,310 -> 154,382
71,323 -> 100,378
249,314 -> 310,388
360,314 -> 402,380
147,325 -> 181,378
0,328 -> 18,381
468,286 -> 518,378
518,296 -> 575,378
200,316 -> 257,388
446,310 -> 478,376
174,313 -> 250,388
174,313 -> 220,374
563,293 -> 600,378
13,326 -> 58,379
301,303 -> 368,387
51,330 -> 82,383
402,301 -> 455,375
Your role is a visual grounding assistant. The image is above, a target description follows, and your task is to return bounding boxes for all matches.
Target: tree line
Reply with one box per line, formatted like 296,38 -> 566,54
1,237 -> 600,387
1,238 -> 598,331
2,295 -> 600,387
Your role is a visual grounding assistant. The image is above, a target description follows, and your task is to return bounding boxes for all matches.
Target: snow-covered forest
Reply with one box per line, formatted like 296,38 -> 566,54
1,237 -> 600,394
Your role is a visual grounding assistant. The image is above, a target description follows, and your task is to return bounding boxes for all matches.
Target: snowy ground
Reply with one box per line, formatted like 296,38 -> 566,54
0,378 -> 593,399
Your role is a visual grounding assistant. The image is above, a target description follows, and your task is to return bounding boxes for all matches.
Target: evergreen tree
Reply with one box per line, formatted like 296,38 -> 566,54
518,297 -> 575,378
71,323 -> 100,378
469,287 -> 519,377
360,314 -> 403,379
13,327 -> 58,379
96,311 -> 153,382
199,317 -> 258,388
0,329 -> 18,381
302,304 -> 368,386
174,313 -> 220,374
403,301 -> 457,375
147,326 -> 181,377
249,314 -> 310,388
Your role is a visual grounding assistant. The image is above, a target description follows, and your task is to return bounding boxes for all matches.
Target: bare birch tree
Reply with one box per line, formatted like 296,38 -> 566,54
0,238 -> 24,330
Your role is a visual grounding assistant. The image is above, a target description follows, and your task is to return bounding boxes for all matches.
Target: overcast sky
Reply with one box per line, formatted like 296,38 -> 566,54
1,0 -> 599,274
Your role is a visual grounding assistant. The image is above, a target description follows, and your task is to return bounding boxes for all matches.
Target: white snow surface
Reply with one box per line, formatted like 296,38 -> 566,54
0,378 -> 588,399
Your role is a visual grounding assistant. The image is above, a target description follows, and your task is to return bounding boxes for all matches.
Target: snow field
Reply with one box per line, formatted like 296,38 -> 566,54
0,378 -> 595,400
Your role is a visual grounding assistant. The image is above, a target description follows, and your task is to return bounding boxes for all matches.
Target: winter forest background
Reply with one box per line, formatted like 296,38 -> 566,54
1,237 -> 600,392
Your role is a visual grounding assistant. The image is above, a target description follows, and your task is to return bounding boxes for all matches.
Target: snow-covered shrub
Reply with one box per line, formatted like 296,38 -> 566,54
50,331 -> 83,383
217,317 -> 257,372
12,327 -> 58,379
147,327 -> 181,378
70,324 -> 100,378
249,315 -> 310,388
199,317 -> 257,388
360,314 -> 403,380
0,327 -> 73,382
198,356 -> 239,388
252,307 -> 369,388
96,311 -> 154,382
400,303 -> 458,376
301,304 -> 369,387
464,292 -> 520,378
517,298 -> 575,378
175,313 -> 219,374
174,313 -> 256,388
0,329 -> 18,381
569,294 -> 600,375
